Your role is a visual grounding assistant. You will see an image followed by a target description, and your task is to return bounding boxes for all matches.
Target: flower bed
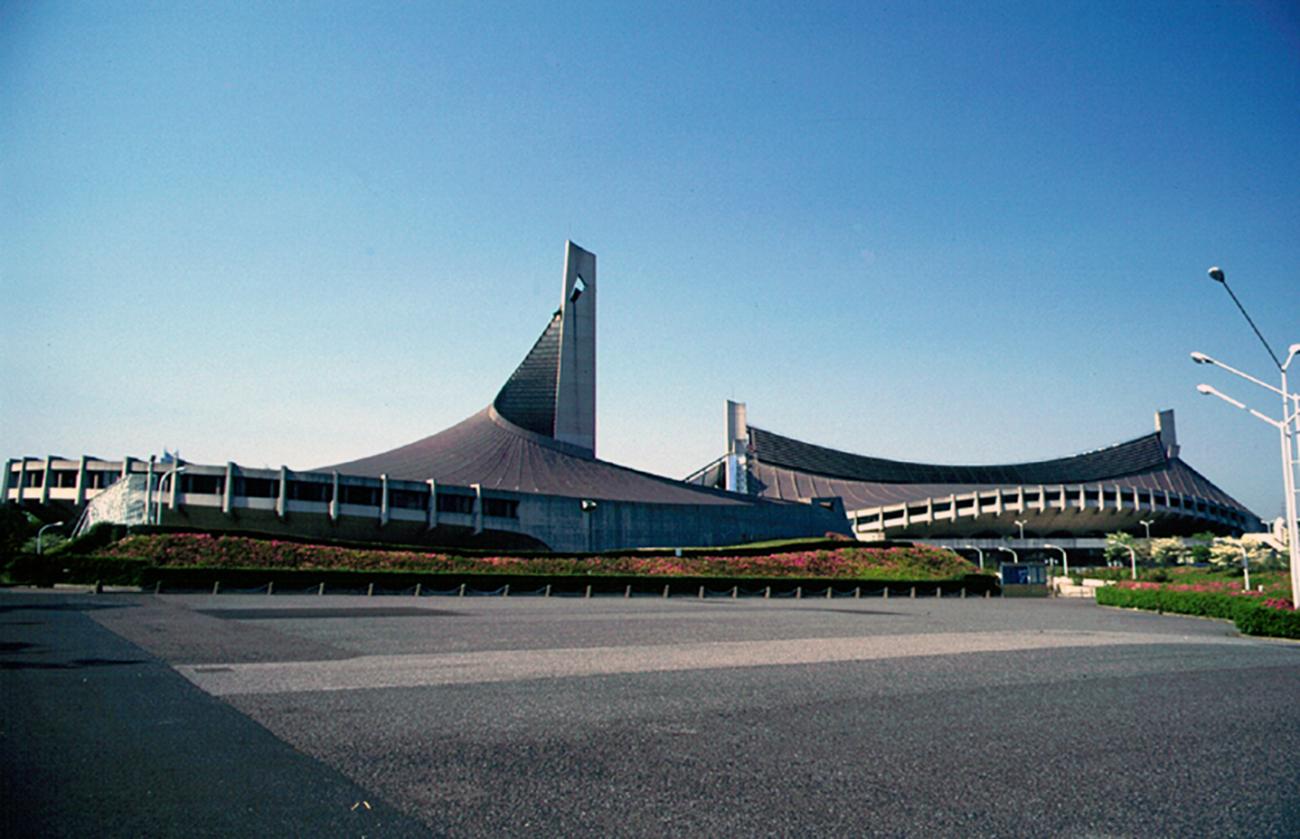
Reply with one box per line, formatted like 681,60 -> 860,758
96,533 -> 977,581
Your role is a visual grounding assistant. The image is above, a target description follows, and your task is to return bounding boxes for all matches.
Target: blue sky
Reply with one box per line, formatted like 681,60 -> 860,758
2,1 -> 1297,519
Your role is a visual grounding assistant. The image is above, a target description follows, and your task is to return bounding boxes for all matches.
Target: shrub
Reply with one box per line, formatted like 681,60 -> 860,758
1235,603 -> 1300,639
5,553 -> 150,586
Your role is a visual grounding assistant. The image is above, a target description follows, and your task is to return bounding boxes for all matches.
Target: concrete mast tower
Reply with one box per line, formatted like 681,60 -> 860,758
554,241 -> 596,456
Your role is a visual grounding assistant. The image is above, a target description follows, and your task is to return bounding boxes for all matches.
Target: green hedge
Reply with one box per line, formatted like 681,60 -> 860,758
4,553 -> 150,586
1096,585 -> 1300,639
1235,605 -> 1300,639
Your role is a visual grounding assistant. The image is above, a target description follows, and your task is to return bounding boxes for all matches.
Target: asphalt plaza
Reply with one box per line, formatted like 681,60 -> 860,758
3,590 -> 1299,837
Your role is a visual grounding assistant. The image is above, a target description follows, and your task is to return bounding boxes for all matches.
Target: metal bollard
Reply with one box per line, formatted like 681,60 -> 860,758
936,586 -> 941,599
910,587 -> 916,599
984,589 -> 990,599
732,586 -> 738,599
961,588 -> 967,599
625,585 -> 632,599
268,581 -> 274,596
154,580 -> 162,595
585,584 -> 592,599
854,587 -> 860,599
414,583 -> 422,597
458,583 -> 466,597
213,581 -> 221,596
367,583 -> 374,597
663,584 -> 670,599
93,580 -> 103,595
764,586 -> 771,599
796,586 -> 802,600
545,583 -> 552,597
503,584 -> 510,597
698,585 -> 705,599
826,587 -> 833,599
882,587 -> 889,600
318,582 -> 325,596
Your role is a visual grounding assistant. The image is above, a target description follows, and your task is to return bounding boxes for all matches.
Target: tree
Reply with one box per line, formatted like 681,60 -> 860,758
1210,537 -> 1283,573
1104,532 -> 1149,567
1149,537 -> 1187,566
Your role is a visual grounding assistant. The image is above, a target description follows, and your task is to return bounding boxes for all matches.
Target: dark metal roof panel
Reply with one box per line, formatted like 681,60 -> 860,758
749,425 -> 1170,485
491,313 -> 561,437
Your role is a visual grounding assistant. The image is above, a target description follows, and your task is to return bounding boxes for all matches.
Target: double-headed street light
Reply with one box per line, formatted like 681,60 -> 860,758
1195,266 -> 1300,607
1013,519 -> 1027,540
1139,519 -> 1154,539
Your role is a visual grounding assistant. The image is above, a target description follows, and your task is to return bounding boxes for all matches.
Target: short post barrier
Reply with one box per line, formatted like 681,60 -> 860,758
414,583 -> 422,597
503,584 -> 510,597
625,585 -> 632,599
585,584 -> 592,599
826,587 -> 833,600
961,588 -> 967,599
731,586 -> 738,599
213,581 -> 221,596
93,580 -> 103,595
154,580 -> 162,595
267,581 -> 274,596
909,587 -> 916,599
545,583 -> 552,597
984,589 -> 991,599
458,583 -> 466,597
662,584 -> 670,599
854,587 -> 860,599
935,586 -> 941,598
882,587 -> 889,600
764,586 -> 771,599
367,583 -> 374,597
318,582 -> 326,596
796,586 -> 802,600
698,585 -> 705,599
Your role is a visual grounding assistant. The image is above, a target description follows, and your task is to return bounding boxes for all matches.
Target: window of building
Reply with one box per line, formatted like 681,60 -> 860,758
182,474 -> 224,495
341,485 -> 380,507
437,493 -> 475,515
235,477 -> 278,498
483,498 -> 519,519
288,481 -> 330,502
390,488 -> 429,510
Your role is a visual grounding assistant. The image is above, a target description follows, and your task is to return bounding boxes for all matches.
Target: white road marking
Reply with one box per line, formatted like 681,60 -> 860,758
174,630 -> 1237,696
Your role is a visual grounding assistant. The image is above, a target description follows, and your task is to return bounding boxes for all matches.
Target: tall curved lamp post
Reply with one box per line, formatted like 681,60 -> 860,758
1194,266 -> 1299,607
995,545 -> 1018,565
1115,543 -> 1138,581
1044,543 -> 1069,577
963,544 -> 985,571
37,521 -> 65,555
154,466 -> 187,525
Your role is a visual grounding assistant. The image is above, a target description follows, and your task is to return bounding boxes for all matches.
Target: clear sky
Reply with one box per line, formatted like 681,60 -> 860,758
2,1 -> 1297,520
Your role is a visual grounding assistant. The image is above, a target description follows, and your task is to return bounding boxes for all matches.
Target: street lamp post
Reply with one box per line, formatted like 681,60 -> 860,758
1013,519 -> 1027,540
995,545 -> 1019,565
1193,266 -> 1299,607
1139,519 -> 1154,539
1044,543 -> 1069,577
963,545 -> 985,571
37,521 -> 65,555
1117,543 -> 1138,581
154,465 -> 187,525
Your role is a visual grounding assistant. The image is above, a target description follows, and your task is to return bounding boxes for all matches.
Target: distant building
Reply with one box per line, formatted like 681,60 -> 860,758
687,400 -> 1260,558
2,243 -> 846,552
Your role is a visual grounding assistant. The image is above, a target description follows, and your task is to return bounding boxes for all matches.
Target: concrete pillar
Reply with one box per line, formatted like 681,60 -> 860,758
39,455 -> 53,504
144,456 -> 155,523
121,456 -> 133,480
277,466 -> 288,520
168,464 -> 180,511
1077,485 -> 1086,510
15,459 -> 28,504
222,462 -> 235,515
472,483 -> 483,534
1113,483 -> 1123,511
380,474 -> 390,526
329,471 -> 340,521
74,455 -> 89,506
426,479 -> 438,529
1035,484 -> 1046,512
0,458 -> 13,505
724,400 -> 749,494
993,488 -> 1003,516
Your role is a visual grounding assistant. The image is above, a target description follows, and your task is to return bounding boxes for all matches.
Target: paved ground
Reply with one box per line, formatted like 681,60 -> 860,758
3,589 -> 1298,837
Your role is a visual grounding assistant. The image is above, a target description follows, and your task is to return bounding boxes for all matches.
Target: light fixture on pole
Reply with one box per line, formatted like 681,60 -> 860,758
37,521 -> 65,555
963,544 -> 985,571
1139,519 -> 1154,540
1013,519 -> 1027,540
1197,266 -> 1300,608
995,545 -> 1019,564
154,465 -> 187,525
1115,542 -> 1138,580
1044,543 -> 1069,577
